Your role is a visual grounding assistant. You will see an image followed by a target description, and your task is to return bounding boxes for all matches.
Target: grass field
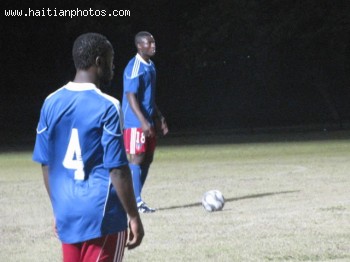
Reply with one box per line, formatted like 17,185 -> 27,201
1,131 -> 350,261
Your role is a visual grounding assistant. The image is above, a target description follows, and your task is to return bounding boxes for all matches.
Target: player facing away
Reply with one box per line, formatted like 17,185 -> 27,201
32,33 -> 144,262
122,31 -> 169,213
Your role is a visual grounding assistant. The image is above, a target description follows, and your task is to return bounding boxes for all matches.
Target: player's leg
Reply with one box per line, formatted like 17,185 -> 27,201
140,133 -> 156,187
129,153 -> 146,204
130,153 -> 157,213
124,128 -> 157,212
80,231 -> 127,262
124,128 -> 149,210
140,162 -> 150,187
137,135 -> 157,212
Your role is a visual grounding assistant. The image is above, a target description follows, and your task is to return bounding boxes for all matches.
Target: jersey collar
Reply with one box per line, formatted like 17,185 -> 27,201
64,82 -> 98,91
136,53 -> 153,66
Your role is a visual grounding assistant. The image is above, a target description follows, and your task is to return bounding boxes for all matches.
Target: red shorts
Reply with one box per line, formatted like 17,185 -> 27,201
62,231 -> 127,262
124,128 -> 156,155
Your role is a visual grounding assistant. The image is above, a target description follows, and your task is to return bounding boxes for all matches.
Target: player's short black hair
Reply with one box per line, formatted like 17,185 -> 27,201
72,32 -> 112,70
135,31 -> 153,46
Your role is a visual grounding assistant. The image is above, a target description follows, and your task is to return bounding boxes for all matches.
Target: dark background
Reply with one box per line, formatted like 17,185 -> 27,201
2,0 -> 350,147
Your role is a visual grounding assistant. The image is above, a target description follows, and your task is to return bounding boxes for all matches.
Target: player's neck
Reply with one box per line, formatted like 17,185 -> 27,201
74,70 -> 99,87
138,52 -> 151,63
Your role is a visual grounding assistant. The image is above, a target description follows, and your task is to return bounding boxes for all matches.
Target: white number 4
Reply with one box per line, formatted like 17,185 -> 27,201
63,128 -> 85,180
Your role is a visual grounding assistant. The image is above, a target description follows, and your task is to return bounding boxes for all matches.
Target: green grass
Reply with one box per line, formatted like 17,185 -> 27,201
1,131 -> 350,261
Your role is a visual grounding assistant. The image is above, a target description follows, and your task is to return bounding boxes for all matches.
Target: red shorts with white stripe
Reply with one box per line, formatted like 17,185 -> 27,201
62,230 -> 127,262
123,128 -> 156,155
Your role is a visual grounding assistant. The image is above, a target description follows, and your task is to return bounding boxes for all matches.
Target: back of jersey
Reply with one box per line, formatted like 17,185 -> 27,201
33,82 -> 128,244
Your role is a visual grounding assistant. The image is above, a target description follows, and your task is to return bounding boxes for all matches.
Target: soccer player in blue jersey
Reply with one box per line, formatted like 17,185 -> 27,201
122,31 -> 169,213
33,33 -> 144,262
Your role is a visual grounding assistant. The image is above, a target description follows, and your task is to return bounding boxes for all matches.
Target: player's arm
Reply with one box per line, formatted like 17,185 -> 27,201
41,164 -> 58,237
41,164 -> 50,196
154,104 -> 169,136
126,92 -> 154,137
109,165 -> 144,249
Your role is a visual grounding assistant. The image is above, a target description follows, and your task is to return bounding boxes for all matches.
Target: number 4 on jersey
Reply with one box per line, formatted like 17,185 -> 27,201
63,128 -> 85,180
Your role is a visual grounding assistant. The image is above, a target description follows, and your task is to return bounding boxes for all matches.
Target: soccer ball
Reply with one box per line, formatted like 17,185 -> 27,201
201,190 -> 225,212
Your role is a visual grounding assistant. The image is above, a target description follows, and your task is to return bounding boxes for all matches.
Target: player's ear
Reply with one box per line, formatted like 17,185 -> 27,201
95,56 -> 102,67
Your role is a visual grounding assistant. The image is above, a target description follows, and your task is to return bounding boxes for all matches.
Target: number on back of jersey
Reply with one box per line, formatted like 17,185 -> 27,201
63,128 -> 85,180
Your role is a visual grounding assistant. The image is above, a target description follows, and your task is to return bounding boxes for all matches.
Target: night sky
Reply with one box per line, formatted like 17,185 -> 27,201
2,0 -> 350,146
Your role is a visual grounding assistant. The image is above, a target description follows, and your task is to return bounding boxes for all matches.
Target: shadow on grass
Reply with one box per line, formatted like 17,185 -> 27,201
157,190 -> 300,211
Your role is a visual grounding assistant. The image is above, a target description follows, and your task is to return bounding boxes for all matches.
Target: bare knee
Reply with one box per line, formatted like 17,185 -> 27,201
129,153 -> 145,165
128,152 -> 153,166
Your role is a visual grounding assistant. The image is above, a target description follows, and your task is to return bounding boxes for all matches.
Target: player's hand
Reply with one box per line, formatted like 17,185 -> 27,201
53,219 -> 59,238
160,118 -> 169,136
126,216 -> 144,249
141,121 -> 155,138
154,117 -> 168,136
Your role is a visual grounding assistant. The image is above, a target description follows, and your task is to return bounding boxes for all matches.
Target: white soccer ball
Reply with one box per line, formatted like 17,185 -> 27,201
201,190 -> 225,212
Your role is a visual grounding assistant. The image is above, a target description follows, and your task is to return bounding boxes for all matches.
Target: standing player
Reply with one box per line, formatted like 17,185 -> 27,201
122,31 -> 169,213
32,33 -> 144,262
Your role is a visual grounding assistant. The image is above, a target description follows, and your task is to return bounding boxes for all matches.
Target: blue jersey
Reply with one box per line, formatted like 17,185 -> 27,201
32,82 -> 128,244
122,54 -> 156,128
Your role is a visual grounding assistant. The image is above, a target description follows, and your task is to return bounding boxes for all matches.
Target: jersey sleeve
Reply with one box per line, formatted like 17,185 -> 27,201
123,66 -> 143,94
32,103 -> 49,165
101,102 -> 128,169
